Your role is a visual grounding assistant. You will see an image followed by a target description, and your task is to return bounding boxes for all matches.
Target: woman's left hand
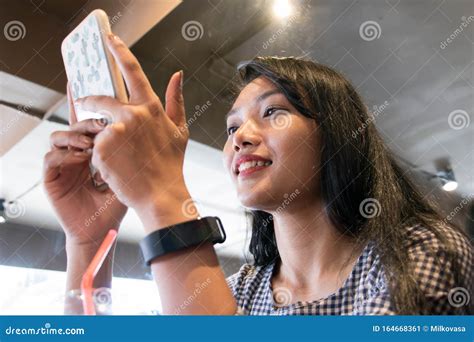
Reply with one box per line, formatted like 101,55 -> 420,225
75,34 -> 192,227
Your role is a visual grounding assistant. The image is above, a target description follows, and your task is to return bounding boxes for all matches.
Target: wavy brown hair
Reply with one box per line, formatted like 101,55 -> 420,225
232,56 -> 471,314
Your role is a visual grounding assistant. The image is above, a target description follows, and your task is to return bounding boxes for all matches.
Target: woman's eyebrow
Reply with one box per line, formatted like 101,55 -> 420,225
225,89 -> 283,120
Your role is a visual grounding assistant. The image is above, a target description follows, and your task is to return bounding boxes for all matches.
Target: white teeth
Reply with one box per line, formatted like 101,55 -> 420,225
237,160 -> 272,173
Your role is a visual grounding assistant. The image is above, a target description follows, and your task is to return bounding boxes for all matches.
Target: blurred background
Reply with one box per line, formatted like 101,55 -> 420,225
0,0 -> 472,314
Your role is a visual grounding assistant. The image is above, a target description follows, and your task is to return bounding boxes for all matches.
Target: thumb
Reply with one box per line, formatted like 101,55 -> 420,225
165,70 -> 186,129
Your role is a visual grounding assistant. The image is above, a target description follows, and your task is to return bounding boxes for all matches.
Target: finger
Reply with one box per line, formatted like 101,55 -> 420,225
75,95 -> 125,122
70,118 -> 108,134
50,130 -> 94,150
43,149 -> 90,183
67,82 -> 78,125
165,70 -> 186,129
105,34 -> 155,102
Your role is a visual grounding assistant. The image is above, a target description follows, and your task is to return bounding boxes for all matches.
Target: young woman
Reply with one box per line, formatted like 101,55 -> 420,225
43,33 -> 472,315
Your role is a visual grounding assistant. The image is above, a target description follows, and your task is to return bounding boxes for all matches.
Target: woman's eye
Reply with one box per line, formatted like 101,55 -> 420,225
264,107 -> 284,117
227,126 -> 238,135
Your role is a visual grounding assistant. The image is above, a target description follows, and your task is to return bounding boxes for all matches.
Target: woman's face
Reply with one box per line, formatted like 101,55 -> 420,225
223,76 -> 321,211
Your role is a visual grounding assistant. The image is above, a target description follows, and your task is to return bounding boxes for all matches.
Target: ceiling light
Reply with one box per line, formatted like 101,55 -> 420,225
272,0 -> 293,19
437,168 -> 458,192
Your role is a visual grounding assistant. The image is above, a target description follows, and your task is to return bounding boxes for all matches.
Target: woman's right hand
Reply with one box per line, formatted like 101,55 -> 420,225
43,84 -> 128,247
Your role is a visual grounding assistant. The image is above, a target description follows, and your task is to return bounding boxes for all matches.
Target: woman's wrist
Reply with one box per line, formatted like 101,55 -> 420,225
65,237 -> 116,290
135,185 -> 200,234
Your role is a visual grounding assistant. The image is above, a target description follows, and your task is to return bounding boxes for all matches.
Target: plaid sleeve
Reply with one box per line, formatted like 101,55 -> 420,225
406,224 -> 473,314
358,224 -> 473,315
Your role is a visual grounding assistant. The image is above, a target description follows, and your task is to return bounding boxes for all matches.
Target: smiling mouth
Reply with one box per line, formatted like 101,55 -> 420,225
237,160 -> 272,176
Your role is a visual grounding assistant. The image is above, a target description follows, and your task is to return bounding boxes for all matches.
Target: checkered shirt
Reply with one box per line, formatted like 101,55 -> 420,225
226,224 -> 473,315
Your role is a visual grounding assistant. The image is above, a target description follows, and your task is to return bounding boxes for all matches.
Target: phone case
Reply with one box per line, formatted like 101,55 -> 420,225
61,9 -> 127,120
61,9 -> 127,190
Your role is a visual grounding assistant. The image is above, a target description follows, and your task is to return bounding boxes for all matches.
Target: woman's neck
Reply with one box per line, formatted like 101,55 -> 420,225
270,197 -> 359,292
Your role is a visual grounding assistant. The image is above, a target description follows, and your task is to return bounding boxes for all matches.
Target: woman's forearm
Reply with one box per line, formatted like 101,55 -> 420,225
64,238 -> 116,314
136,189 -> 237,315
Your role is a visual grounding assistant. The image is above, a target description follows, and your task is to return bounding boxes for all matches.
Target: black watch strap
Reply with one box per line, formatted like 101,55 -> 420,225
139,216 -> 226,266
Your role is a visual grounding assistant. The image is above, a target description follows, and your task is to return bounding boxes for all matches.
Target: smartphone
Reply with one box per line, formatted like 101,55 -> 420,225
61,9 -> 127,190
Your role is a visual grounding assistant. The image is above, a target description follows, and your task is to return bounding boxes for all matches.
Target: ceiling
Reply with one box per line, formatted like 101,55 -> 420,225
0,0 -> 473,263
125,0 -> 474,194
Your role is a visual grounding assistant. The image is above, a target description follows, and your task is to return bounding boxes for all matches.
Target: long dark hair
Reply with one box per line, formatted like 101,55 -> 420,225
232,56 -> 470,314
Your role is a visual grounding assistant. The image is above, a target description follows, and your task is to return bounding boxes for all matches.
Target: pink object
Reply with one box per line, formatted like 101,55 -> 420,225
80,229 -> 117,315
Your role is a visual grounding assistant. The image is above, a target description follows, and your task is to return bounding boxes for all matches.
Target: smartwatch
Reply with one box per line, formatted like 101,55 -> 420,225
139,216 -> 226,266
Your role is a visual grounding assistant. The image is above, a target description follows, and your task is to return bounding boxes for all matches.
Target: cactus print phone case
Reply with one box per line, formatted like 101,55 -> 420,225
61,9 -> 127,121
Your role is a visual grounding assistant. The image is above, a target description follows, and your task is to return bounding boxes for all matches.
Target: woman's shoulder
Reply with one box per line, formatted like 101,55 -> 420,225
404,222 -> 473,313
404,223 -> 472,280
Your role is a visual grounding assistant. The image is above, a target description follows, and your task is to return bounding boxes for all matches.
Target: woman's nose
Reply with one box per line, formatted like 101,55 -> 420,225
232,121 -> 259,152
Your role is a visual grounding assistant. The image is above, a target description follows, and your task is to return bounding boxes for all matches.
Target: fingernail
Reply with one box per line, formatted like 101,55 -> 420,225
179,70 -> 184,91
108,33 -> 121,43
96,118 -> 108,127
